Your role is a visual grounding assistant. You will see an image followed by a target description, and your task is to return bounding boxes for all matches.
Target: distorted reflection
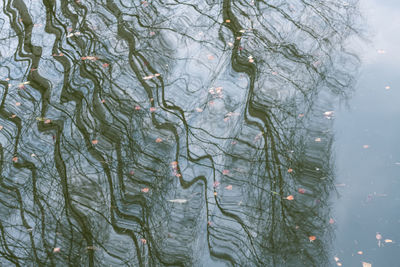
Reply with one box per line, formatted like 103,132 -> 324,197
0,0 -> 360,266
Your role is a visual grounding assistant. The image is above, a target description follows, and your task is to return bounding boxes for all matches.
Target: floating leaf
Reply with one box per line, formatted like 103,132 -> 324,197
155,138 -> 162,143
357,251 -> 363,255
53,247 -> 60,253
329,218 -> 335,224
384,239 -> 393,243
12,157 -> 18,163
287,168 -> 293,173
140,238 -> 147,244
315,138 -> 321,142
286,195 -> 294,200
376,233 -> 382,240
309,235 -> 316,242
225,185 -> 233,190
362,262 -> 372,267
222,169 -> 230,175
168,199 -> 188,203
92,139 -> 98,145
298,188 -> 306,194
141,188 -> 149,193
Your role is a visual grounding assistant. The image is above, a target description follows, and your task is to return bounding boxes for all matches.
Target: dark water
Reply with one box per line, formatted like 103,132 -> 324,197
0,0 -> 396,266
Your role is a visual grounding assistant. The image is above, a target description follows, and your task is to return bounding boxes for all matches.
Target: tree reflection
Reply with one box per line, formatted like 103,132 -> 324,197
0,0 -> 360,266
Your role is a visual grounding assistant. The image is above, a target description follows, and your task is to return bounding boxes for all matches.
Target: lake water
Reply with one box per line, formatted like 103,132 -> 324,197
0,0 -> 398,266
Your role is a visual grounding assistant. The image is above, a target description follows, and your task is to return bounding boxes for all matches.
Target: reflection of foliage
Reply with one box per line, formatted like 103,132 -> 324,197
0,0 -> 360,266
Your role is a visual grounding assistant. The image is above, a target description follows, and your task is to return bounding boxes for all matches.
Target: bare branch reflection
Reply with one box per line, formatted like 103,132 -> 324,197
0,0 -> 361,266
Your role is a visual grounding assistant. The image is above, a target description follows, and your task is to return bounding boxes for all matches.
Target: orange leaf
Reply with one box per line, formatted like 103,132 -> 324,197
92,139 -> 98,145
12,157 -> 18,163
298,188 -> 306,194
222,169 -> 230,175
286,195 -> 294,200
140,238 -> 147,244
225,185 -> 233,190
141,188 -> 149,193
309,235 -> 316,242
287,168 -> 293,173
53,247 -> 60,253
155,138 -> 162,143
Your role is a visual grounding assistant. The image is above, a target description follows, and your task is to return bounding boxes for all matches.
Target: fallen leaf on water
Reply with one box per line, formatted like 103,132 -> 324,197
53,247 -> 60,253
155,138 -> 162,143
12,157 -> 18,163
385,86 -> 390,90
195,108 -> 203,112
168,199 -> 188,203
329,218 -> 335,224
143,75 -> 155,80
357,251 -> 363,255
15,102 -> 21,106
286,195 -> 294,200
0,125 -> 3,130
363,145 -> 370,149
222,169 -> 230,175
376,233 -> 382,240
213,181 -> 220,188
140,238 -> 146,244
362,262 -> 372,267
225,19 -> 231,23
377,49 -> 386,54
207,55 -> 215,60
309,235 -> 316,242
81,56 -> 98,61
150,107 -> 156,112
135,106 -> 141,110
225,185 -> 233,190
45,119 -> 51,124
287,168 -> 293,173
141,188 -> 149,193
384,239 -> 393,243
315,138 -> 321,142
337,263 -> 342,266
102,63 -> 109,68
92,139 -> 98,145
298,188 -> 306,194
334,256 -> 339,262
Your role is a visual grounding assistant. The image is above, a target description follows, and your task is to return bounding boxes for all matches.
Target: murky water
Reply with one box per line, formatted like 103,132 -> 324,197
0,0 -> 397,266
